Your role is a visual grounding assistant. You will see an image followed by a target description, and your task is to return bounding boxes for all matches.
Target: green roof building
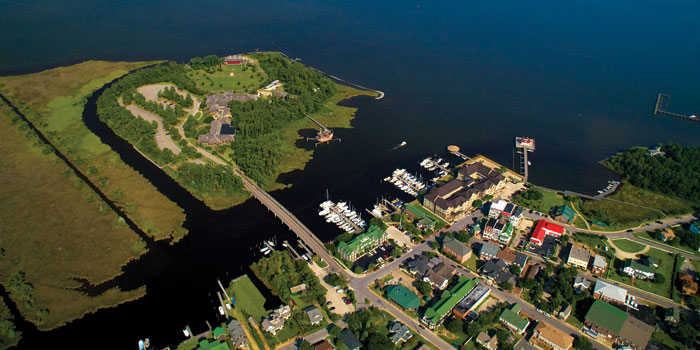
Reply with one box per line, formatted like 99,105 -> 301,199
195,339 -> 231,350
421,276 -> 477,329
213,326 -> 227,341
386,285 -> 420,310
584,300 -> 628,335
552,205 -> 575,223
337,225 -> 387,261
443,236 -> 472,263
499,303 -> 530,334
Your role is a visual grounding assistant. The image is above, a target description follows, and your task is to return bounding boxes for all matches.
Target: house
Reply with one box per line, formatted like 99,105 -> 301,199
479,242 -> 499,260
664,307 -> 679,325
483,217 -> 514,245
227,319 -> 250,349
551,205 -> 575,223
443,236 -> 472,264
421,276 -> 478,328
453,284 -> 491,319
573,277 -> 591,293
513,252 -> 528,270
591,255 -> 607,274
678,272 -> 699,295
476,332 -> 498,350
530,321 -> 574,350
496,248 -> 518,266
198,117 -> 236,145
261,305 -> 291,335
213,326 -> 228,341
660,228 -> 676,242
525,265 -> 540,280
315,340 -> 334,350
290,284 -> 306,295
565,244 -> 591,269
494,271 -> 516,286
558,305 -> 572,320
593,280 -> 628,304
386,285 -> 420,310
337,225 -> 387,261
339,329 -> 362,350
303,306 -> 323,325
424,262 -> 456,290
690,221 -> 700,234
388,321 -> 413,344
530,220 -> 564,246
621,259 -> 656,280
195,339 -> 231,350
404,255 -> 433,277
263,80 -> 282,91
480,259 -> 508,281
499,303 -> 530,334
584,300 -> 653,350
223,54 -> 249,65
489,200 -> 508,218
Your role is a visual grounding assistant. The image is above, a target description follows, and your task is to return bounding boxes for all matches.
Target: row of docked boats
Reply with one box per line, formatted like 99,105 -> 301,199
319,200 -> 366,233
383,168 -> 426,197
596,180 -> 620,195
420,156 -> 449,172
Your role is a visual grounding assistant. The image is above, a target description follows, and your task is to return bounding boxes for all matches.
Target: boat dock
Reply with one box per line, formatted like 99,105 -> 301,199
515,137 -> 535,182
654,93 -> 698,122
447,145 -> 470,160
282,240 -> 303,259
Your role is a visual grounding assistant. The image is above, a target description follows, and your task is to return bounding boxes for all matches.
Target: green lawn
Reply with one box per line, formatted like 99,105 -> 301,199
188,64 -> 266,93
406,201 -> 447,226
572,233 -> 608,252
634,231 -> 700,257
512,187 -> 566,214
227,275 -> 268,321
610,239 -> 646,253
464,254 -> 483,272
609,248 -> 675,299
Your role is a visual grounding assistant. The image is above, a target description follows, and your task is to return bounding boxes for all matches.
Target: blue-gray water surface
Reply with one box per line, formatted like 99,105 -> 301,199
1,0 -> 699,348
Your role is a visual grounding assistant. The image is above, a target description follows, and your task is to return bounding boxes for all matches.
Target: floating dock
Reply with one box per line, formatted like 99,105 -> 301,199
515,137 -> 535,182
447,145 -> 470,160
654,93 -> 698,123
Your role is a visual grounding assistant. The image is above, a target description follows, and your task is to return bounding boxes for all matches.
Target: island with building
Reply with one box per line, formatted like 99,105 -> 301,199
96,52 -> 376,209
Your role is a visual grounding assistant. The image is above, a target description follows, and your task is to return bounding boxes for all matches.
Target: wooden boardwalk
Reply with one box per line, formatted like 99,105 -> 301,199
654,93 -> 698,122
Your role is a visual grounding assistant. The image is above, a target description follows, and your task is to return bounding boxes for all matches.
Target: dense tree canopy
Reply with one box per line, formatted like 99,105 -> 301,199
176,163 -> 244,194
606,144 -> 700,202
250,250 -> 326,304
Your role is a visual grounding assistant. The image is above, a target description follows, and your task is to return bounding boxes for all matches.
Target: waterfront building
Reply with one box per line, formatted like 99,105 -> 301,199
195,339 -> 231,350
223,54 -> 250,65
261,305 -> 291,335
453,284 -> 491,319
227,319 -> 250,349
442,236 -> 471,263
530,321 -> 574,350
213,326 -> 227,341
499,303 -> 530,334
198,117 -> 236,145
337,225 -> 387,261
551,205 -> 575,223
584,300 -> 653,350
421,276 -> 477,329
565,244 -> 591,269
592,280 -> 628,304
386,285 -> 420,310
591,255 -> 607,274
479,242 -> 499,260
530,220 -> 563,246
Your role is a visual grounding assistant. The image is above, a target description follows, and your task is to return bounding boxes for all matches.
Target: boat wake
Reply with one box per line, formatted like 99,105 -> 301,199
390,141 -> 407,150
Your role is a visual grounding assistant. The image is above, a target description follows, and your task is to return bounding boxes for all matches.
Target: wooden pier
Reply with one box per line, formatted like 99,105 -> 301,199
654,93 -> 698,122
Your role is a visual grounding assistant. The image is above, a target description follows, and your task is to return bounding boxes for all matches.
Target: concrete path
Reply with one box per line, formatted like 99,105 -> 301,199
125,104 -> 181,154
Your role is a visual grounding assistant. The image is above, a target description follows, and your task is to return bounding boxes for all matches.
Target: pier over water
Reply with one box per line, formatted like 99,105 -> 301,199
654,93 -> 698,123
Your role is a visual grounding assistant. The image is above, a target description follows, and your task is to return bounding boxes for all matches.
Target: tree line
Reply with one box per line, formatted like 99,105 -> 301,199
605,143 -> 700,202
157,86 -> 193,108
176,163 -> 244,194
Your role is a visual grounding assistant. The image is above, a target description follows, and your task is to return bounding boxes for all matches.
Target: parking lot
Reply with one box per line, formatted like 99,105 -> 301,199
527,235 -> 558,258
308,262 -> 355,315
352,244 -> 395,271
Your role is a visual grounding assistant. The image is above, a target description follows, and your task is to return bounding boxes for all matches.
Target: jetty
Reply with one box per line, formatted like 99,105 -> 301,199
654,93 -> 698,122
306,115 -> 339,146
514,137 -> 535,182
447,145 -> 470,161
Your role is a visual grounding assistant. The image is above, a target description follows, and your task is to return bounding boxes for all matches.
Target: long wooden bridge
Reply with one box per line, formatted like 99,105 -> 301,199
654,93 -> 698,122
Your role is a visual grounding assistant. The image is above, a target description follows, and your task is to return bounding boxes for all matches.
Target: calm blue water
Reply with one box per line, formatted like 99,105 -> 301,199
2,0 -> 700,348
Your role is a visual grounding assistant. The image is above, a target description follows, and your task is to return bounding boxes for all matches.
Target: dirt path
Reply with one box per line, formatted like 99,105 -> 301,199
125,105 -> 181,154
137,83 -> 201,115
608,239 -> 649,259
570,201 -> 591,230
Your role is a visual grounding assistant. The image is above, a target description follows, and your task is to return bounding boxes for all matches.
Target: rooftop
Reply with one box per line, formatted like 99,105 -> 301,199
585,300 -> 629,334
443,236 -> 470,257
386,285 -> 420,309
593,280 -> 627,303
533,322 -> 574,350
423,276 -> 477,325
480,242 -> 499,257
499,303 -> 530,331
567,244 -> 591,262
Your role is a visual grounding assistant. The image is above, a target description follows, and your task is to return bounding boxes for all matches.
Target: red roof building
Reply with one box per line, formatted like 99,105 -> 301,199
530,220 -> 564,246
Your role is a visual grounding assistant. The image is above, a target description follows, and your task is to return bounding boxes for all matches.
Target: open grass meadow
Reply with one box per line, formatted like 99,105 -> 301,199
188,63 -> 266,93
610,239 -> 646,253
512,187 -> 566,214
609,248 -> 675,299
576,183 -> 694,230
0,298 -> 20,349
226,275 -> 269,321
0,102 -> 146,330
572,233 -> 608,252
0,61 -> 187,241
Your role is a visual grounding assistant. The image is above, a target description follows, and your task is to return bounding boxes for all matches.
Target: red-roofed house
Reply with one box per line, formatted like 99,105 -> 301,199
530,220 -> 564,246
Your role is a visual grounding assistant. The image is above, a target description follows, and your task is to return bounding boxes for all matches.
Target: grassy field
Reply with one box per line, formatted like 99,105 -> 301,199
188,63 -> 266,93
270,84 -> 376,190
464,254 -> 483,272
610,239 -> 646,253
0,61 -> 187,241
0,101 -> 146,330
634,231 -> 700,257
226,275 -> 268,321
609,248 -> 675,299
576,183 -> 693,230
513,187 -> 566,214
0,297 -> 20,349
572,233 -> 608,252
406,201 -> 448,226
